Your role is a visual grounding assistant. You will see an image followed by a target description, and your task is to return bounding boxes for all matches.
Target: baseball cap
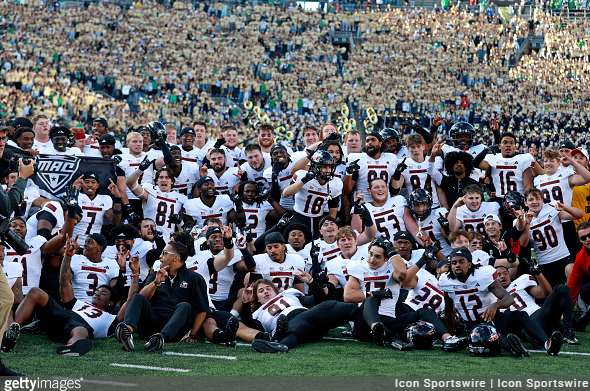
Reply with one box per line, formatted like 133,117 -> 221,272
448,247 -> 472,262
10,118 -> 34,130
49,126 -> 71,139
73,128 -> 87,140
98,134 -> 116,146
92,117 -> 109,129
571,147 -> 589,161
0,124 -> 7,133
180,127 -> 196,137
265,232 -> 285,246
437,259 -> 450,269
394,230 -> 415,243
82,171 -> 100,181
558,140 -> 575,150
196,176 -> 214,189
484,214 -> 502,225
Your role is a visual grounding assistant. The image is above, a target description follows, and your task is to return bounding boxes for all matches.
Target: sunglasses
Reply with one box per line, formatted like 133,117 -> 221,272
162,250 -> 178,256
579,234 -> 590,241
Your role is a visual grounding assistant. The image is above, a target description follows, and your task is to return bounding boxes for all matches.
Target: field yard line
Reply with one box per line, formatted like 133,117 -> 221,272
53,377 -> 137,387
163,351 -> 237,360
110,363 -> 190,372
529,350 -> 590,356
323,337 -> 357,342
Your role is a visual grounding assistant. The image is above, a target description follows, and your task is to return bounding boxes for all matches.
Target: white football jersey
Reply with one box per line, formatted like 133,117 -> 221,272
73,194 -> 113,246
71,300 -> 117,339
243,201 -> 274,239
5,236 -> 46,294
208,249 -> 242,303
222,146 -> 246,168
102,239 -> 153,285
503,274 -> 541,315
325,245 -> 368,289
2,261 -> 23,289
415,207 -> 453,256
207,167 -> 241,195
254,253 -> 306,292
528,204 -> 570,265
143,184 -> 187,242
11,180 -> 40,219
484,152 -> 535,197
25,201 -> 64,241
117,152 -> 147,200
240,157 -> 271,189
184,195 -> 234,228
456,202 -> 500,235
439,265 -> 498,322
347,152 -> 398,203
32,139 -> 54,154
403,249 -> 426,269
252,288 -> 306,332
402,158 -> 440,208
442,143 -> 486,181
181,146 -> 204,165
170,162 -> 200,197
533,167 -> 575,207
263,162 -> 295,211
286,243 -> 311,268
367,196 -> 407,241
70,254 -> 119,302
347,258 -> 401,317
311,239 -> 342,270
405,268 -> 444,313
292,170 -> 343,218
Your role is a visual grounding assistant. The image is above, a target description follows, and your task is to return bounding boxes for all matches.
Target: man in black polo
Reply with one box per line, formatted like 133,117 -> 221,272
115,242 -> 209,352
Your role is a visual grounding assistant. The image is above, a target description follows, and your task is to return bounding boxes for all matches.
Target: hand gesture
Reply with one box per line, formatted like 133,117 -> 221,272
65,184 -> 80,209
492,238 -> 508,252
524,210 -> 534,225
168,214 -> 182,225
116,250 -> 130,272
394,157 -> 408,175
112,154 -> 123,164
560,154 -> 574,166
437,212 -> 450,235
553,201 -> 565,211
84,135 -> 96,146
421,234 -> 435,248
199,163 -> 209,178
431,140 -> 445,157
353,189 -> 365,205
294,268 -> 313,284
276,214 -> 292,229
108,178 -> 122,198
346,159 -> 360,175
155,265 -> 169,285
151,226 -> 163,241
222,224 -> 233,239
432,116 -> 444,128
453,195 -> 467,209
65,234 -> 79,255
129,255 -> 140,275
236,231 -> 247,249
310,242 -> 320,261
488,119 -> 499,132
72,175 -> 84,191
242,283 -> 254,304
138,156 -> 154,172
234,167 -> 245,180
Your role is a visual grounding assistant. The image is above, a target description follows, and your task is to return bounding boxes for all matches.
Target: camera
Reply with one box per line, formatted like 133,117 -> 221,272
0,219 -> 29,255
8,155 -> 38,174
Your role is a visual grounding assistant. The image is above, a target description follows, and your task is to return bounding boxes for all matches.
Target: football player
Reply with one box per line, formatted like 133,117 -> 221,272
408,189 -> 452,254
205,148 -> 241,195
263,144 -> 295,211
236,181 -> 286,240
179,127 -> 203,164
448,184 -> 500,234
441,122 -> 487,182
241,144 -> 271,188
183,176 -> 237,228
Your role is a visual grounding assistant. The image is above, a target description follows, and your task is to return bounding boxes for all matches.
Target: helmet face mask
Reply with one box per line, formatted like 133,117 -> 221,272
468,324 -> 502,357
502,191 -> 525,217
380,128 -> 401,153
405,321 -> 437,350
450,122 -> 475,149
310,150 -> 336,181
409,189 -> 433,218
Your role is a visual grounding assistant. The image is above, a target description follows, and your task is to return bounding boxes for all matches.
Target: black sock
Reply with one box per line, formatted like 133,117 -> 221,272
212,329 -> 225,344
254,331 -> 270,341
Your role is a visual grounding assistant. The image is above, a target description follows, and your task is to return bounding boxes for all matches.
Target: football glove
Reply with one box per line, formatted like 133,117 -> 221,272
437,213 -> 451,235
138,156 -> 153,172
371,289 -> 393,299
168,214 -> 182,225
346,159 -> 360,175
392,157 -> 407,181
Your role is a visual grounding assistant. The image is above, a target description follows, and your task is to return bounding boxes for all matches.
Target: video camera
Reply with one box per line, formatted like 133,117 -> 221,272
0,219 -> 29,255
8,154 -> 38,175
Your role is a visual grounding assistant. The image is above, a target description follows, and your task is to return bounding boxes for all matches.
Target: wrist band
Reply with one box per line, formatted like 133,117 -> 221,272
65,250 -> 74,256
113,209 -> 122,215
112,197 -> 122,204
130,183 -> 140,191
223,237 -> 234,248
130,274 -> 139,278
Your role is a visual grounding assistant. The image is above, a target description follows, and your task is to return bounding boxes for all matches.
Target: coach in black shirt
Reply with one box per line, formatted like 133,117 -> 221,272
116,242 -> 209,352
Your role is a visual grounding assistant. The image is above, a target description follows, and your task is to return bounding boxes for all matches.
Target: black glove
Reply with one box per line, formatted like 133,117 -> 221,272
324,132 -> 341,143
271,163 -> 283,180
242,226 -> 253,243
392,157 -> 407,181
346,159 -> 360,175
138,155 -> 153,171
276,214 -> 293,230
371,289 -> 393,299
65,186 -> 79,210
301,168 -> 317,184
151,226 -> 163,241
423,244 -> 440,259
168,214 -> 182,225
126,205 -> 141,225
314,270 -> 329,286
437,213 -> 451,235
255,186 -> 272,203
213,136 -> 226,149
112,154 -> 122,164
354,203 -> 374,227
229,193 -> 243,209
527,258 -> 541,276
310,242 -> 320,261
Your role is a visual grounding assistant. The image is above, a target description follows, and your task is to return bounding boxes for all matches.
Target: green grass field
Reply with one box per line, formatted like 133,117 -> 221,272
5,326 -> 590,377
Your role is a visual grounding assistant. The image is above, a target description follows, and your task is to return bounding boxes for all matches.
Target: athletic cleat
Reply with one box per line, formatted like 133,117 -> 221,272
224,316 -> 239,348
442,335 -> 469,353
507,333 -> 529,357
57,339 -> 93,356
251,339 -> 288,354
20,320 -> 44,335
390,337 -> 414,351
546,331 -> 563,356
371,322 -> 387,347
341,329 -> 354,338
562,329 -> 580,345
270,314 -> 289,343
115,323 -> 134,351
1,323 -> 21,353
144,333 -> 165,352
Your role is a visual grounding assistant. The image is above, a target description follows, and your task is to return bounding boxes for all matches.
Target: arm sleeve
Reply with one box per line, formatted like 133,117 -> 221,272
254,224 -> 282,253
269,178 -> 282,202
428,160 -> 443,186
328,195 -> 341,209
157,139 -> 173,165
414,125 -> 434,144
242,248 -> 256,269
145,237 -> 166,268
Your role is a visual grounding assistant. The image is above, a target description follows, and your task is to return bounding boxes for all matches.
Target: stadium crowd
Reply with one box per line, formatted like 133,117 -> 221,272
0,0 -> 589,377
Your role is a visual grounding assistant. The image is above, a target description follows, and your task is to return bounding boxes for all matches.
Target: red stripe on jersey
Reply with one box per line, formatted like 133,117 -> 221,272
7,251 -> 31,256
280,175 -> 293,182
374,210 -> 394,218
364,275 -> 389,281
368,165 -> 387,169
309,190 -> 328,196
244,209 -> 258,213
531,219 -> 551,229
81,266 -> 107,273
323,248 -> 340,256
529,276 -> 537,281
156,195 -> 176,203
422,225 -> 433,231
262,295 -> 282,310
82,206 -> 103,212
425,282 -> 443,295
455,288 -> 478,295
539,180 -> 559,187
202,213 -> 222,219
492,272 -> 498,279
182,157 -> 198,162
270,272 -> 292,277
90,145 -> 99,150
463,218 -> 484,223
130,163 -> 140,167
189,266 -> 198,271
496,165 -> 517,169
409,169 -> 427,174
46,204 -> 57,212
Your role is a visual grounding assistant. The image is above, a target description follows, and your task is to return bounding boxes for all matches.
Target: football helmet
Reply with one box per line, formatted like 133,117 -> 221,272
379,128 -> 401,153
502,191 -> 525,217
147,121 -> 167,140
468,324 -> 502,357
309,150 -> 336,181
405,321 -> 436,350
450,122 -> 475,149
409,189 -> 433,219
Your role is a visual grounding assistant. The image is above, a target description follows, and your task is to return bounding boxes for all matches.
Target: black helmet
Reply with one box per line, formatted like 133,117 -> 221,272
502,191 -> 524,217
409,189 -> 433,218
468,324 -> 502,357
450,122 -> 475,149
405,321 -> 437,350
379,128 -> 401,153
310,150 -> 335,181
147,121 -> 167,140
369,237 -> 396,258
